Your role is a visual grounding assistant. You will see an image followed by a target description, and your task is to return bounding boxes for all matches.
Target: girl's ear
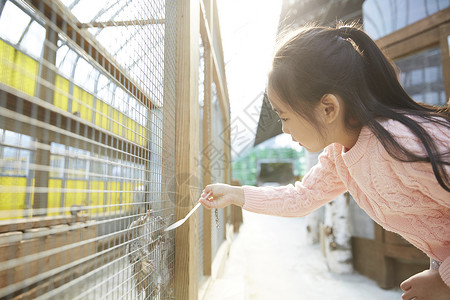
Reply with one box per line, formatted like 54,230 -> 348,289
318,94 -> 340,124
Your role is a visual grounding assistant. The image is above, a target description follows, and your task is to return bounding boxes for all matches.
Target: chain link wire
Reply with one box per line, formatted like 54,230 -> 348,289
0,0 -> 177,299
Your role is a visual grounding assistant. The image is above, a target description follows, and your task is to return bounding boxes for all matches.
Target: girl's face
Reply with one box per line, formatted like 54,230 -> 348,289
267,88 -> 329,153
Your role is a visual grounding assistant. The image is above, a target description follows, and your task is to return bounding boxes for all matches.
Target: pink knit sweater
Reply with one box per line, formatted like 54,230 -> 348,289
242,118 -> 450,286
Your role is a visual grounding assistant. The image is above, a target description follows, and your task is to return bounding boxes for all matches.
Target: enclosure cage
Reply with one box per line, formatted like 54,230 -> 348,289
0,0 -> 233,299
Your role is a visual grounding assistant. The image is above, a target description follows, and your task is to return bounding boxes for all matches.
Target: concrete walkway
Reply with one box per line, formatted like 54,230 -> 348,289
204,211 -> 403,300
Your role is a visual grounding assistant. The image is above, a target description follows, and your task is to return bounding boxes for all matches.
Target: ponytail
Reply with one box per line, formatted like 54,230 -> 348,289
338,25 -> 450,192
336,26 -> 444,115
270,24 -> 450,191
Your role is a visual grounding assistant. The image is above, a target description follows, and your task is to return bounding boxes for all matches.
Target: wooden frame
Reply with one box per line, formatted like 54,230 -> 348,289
201,0 -> 213,279
173,1 -> 232,298
199,0 -> 232,280
352,224 -> 428,289
376,6 -> 450,100
174,0 -> 201,298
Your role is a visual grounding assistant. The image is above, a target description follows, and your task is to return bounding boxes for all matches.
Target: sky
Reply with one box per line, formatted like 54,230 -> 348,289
216,0 -> 285,157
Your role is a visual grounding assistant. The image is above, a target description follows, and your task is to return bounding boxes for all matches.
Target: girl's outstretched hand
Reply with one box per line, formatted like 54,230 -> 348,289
400,269 -> 450,300
198,183 -> 244,209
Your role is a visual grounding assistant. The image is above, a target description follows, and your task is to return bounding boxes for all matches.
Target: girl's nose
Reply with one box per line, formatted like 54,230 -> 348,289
282,124 -> 290,135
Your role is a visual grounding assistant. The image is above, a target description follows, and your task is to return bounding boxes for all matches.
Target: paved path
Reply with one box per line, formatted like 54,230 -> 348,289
204,211 -> 403,300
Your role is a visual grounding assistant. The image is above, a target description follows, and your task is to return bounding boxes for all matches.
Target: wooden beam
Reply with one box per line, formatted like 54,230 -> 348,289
28,0 -> 158,110
0,216 -> 73,234
200,0 -> 231,189
78,19 -> 165,28
174,0 -> 200,299
212,1 -> 230,115
376,7 -> 450,50
201,1 -> 213,275
0,85 -> 148,164
380,27 -> 440,60
200,0 -> 230,126
376,7 -> 450,60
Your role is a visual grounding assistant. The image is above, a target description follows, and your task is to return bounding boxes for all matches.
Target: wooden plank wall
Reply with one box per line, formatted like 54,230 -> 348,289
174,0 -> 233,298
352,224 -> 429,289
0,215 -> 97,298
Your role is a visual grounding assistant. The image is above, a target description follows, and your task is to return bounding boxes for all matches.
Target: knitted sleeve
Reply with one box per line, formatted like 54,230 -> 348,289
242,145 -> 347,217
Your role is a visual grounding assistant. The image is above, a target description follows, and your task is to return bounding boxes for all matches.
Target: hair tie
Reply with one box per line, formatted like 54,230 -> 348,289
337,27 -> 351,39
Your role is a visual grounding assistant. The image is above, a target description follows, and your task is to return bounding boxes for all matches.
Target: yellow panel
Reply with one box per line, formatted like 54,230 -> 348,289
93,99 -> 150,145
0,176 -> 27,220
138,124 -> 146,146
112,108 -> 119,136
95,100 -> 104,129
11,51 -> 38,96
95,101 -> 109,131
122,182 -> 133,211
29,178 -> 35,216
0,41 -> 38,96
127,118 -> 135,143
121,115 -> 129,140
48,179 -> 62,216
54,76 -> 70,111
0,40 -> 15,89
90,180 -> 105,215
73,86 -> 93,122
106,181 -> 120,213
95,100 -> 102,127
65,180 -> 87,215
117,113 -> 123,137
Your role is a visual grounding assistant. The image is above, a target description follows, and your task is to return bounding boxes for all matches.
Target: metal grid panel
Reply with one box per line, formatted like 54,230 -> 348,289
0,0 -> 176,299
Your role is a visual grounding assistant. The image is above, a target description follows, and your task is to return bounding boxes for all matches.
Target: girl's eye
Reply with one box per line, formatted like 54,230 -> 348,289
278,118 -> 288,122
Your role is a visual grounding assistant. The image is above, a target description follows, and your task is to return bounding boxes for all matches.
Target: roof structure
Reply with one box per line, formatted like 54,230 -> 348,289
253,0 -> 363,147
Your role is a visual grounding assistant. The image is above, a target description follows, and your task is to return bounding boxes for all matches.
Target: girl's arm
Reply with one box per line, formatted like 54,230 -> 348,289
200,145 -> 347,217
242,146 -> 346,217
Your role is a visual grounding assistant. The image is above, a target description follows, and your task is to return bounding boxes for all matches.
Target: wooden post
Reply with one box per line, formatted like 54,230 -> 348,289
201,0 -> 213,278
174,0 -> 200,299
374,224 -> 395,289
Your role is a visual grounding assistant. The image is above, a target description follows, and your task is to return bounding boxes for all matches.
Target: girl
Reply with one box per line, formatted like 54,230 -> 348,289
199,24 -> 450,300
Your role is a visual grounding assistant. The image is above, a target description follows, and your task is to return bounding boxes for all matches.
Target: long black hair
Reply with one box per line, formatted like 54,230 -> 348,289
268,24 -> 450,191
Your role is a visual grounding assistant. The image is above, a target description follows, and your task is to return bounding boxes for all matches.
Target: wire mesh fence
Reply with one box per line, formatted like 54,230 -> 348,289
0,0 -> 177,298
